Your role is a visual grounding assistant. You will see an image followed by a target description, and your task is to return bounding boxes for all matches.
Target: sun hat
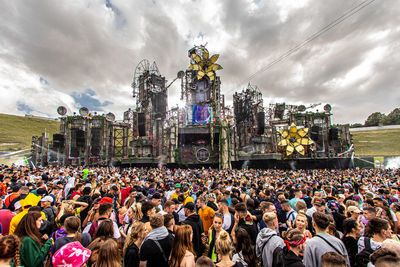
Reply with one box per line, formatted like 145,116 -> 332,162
52,241 -> 91,267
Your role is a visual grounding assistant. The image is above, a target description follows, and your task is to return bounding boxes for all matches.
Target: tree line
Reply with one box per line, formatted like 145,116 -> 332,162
350,107 -> 400,128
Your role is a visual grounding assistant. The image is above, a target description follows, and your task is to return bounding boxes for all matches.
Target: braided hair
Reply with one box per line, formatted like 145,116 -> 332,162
0,235 -> 21,266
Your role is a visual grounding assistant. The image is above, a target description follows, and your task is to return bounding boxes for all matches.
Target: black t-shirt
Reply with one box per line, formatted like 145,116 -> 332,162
139,234 -> 174,267
238,218 -> 258,245
342,236 -> 358,267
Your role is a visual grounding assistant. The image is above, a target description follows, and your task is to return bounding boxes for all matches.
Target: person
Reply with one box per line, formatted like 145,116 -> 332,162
294,213 -> 312,239
303,212 -> 350,267
196,256 -> 215,267
370,247 -> 400,267
255,212 -> 285,267
232,227 -> 256,267
164,214 -> 176,236
358,217 -> 392,254
215,231 -> 240,267
0,234 -> 20,266
320,252 -> 347,267
207,213 -> 226,262
171,184 -> 182,200
198,196 -> 215,236
13,211 -> 53,267
87,237 -> 106,267
140,201 -> 156,224
0,207 -> 15,236
346,206 -> 362,221
123,222 -> 148,267
40,196 -> 57,232
94,238 -> 122,267
281,200 -> 298,230
217,200 -> 234,233
233,203 -> 258,245
288,189 -> 304,210
94,219 -> 115,240
51,241 -> 91,267
139,213 -> 174,267
170,225 -> 196,267
182,202 -> 205,258
86,202 -> 121,239
52,216 -> 92,254
282,229 -> 306,267
341,218 -> 361,267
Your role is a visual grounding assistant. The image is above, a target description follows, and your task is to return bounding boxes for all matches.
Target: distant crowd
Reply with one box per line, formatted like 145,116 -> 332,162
0,165 -> 400,267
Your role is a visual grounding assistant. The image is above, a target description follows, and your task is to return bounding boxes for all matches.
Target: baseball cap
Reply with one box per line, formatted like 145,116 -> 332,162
14,201 -> 21,210
40,196 -> 53,202
52,242 -> 91,267
175,184 -> 181,188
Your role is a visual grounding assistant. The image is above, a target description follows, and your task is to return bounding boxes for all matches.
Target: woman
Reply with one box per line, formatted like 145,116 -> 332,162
83,198 -> 101,229
215,231 -> 240,267
341,218 -> 362,267
120,203 -> 143,240
123,222 -> 148,267
170,225 -> 196,267
0,235 -> 20,266
13,211 -> 53,267
52,216 -> 92,254
94,239 -> 122,267
346,206 -> 361,222
87,237 -> 106,267
294,213 -> 312,239
231,228 -> 256,267
207,213 -> 226,262
282,229 -> 306,267
94,219 -> 114,240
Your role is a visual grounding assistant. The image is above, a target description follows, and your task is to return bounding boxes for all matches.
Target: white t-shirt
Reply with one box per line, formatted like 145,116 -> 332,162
83,220 -> 121,239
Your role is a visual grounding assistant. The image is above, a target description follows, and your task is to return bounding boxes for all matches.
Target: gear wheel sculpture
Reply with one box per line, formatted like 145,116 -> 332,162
278,123 -> 313,156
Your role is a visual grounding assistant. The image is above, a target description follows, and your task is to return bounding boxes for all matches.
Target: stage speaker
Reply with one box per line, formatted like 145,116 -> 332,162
311,126 -> 320,141
329,128 -> 339,141
138,113 -> 146,137
76,129 -> 85,147
91,128 -> 101,156
53,134 -> 65,149
257,112 -> 265,135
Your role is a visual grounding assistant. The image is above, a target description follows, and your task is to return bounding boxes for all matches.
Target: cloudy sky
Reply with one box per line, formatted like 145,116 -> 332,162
0,0 -> 399,124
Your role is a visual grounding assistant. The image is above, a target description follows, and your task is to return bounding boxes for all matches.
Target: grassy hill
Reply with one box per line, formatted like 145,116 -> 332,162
352,129 -> 400,157
0,113 -> 59,152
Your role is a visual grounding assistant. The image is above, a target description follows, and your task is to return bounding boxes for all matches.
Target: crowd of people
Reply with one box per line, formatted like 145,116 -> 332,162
0,165 -> 399,267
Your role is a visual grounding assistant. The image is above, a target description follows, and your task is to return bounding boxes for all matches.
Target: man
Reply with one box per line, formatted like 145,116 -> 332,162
361,206 -> 377,226
182,186 -> 194,205
163,214 -> 175,236
182,202 -> 205,257
281,200 -> 298,229
217,199 -> 234,233
8,186 -> 29,211
256,212 -> 285,267
288,188 -> 305,210
207,193 -> 218,211
306,197 -> 326,217
85,202 -> 121,239
40,195 -> 57,231
170,184 -> 181,200
70,183 -> 84,200
140,201 -> 156,223
198,196 -> 215,236
257,201 -> 276,230
151,193 -> 163,213
304,212 -> 350,267
139,213 -> 174,267
234,202 -> 258,245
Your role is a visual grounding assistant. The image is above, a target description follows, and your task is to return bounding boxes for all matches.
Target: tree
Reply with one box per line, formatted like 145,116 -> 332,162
381,108 -> 400,125
364,112 -> 385,127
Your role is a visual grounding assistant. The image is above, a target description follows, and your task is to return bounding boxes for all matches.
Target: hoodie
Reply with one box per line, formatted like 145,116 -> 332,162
183,213 -> 205,257
284,250 -> 305,267
256,227 -> 285,267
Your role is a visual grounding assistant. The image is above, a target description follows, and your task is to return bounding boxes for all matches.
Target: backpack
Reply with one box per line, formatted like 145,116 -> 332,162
355,237 -> 375,267
89,218 -> 107,239
260,234 -> 286,267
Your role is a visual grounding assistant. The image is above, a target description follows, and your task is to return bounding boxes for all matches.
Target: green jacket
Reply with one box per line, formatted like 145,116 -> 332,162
20,236 -> 52,267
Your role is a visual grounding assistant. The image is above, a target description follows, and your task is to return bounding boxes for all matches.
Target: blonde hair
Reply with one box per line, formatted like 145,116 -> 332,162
262,212 -> 277,226
215,231 -> 232,258
123,222 -> 145,256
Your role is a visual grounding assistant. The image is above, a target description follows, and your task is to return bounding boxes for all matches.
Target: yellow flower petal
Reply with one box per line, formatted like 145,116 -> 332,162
210,54 -> 219,63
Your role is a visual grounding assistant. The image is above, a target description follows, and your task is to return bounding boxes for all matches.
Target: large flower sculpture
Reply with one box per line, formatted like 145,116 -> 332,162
278,123 -> 313,156
188,47 -> 222,81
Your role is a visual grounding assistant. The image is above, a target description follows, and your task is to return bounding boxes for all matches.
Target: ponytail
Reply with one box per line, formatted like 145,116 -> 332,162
73,232 -> 82,243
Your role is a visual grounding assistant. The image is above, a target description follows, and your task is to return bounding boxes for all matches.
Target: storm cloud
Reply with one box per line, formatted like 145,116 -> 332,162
0,0 -> 399,124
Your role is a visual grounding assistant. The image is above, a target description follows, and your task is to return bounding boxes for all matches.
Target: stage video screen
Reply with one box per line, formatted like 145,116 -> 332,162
187,104 -> 213,125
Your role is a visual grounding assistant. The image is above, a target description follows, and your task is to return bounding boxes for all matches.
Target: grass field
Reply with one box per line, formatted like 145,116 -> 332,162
352,129 -> 400,157
0,113 -> 59,152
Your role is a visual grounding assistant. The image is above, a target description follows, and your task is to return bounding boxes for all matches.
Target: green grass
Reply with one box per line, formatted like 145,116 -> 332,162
0,113 -> 60,152
352,129 -> 400,157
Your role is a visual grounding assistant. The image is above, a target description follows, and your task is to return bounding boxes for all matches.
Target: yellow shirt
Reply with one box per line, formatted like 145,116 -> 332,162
198,206 -> 215,236
9,210 -> 47,234
183,196 -> 194,205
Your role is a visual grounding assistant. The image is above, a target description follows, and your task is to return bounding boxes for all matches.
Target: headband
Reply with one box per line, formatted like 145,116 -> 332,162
284,235 -> 306,251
